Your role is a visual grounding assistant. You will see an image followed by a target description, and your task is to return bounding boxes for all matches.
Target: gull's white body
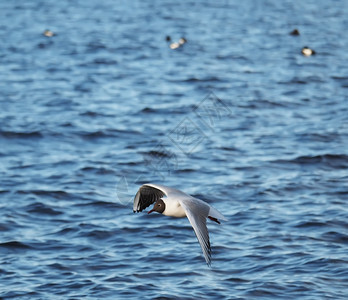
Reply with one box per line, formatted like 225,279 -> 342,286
145,183 -> 226,220
162,198 -> 186,218
133,183 -> 227,265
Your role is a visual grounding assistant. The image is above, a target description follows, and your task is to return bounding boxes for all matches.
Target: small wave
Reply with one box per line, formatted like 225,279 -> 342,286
294,154 -> 348,168
331,75 -> 348,87
0,130 -> 43,138
0,241 -> 32,249
118,160 -> 141,166
84,229 -> 116,240
16,189 -> 70,199
302,257 -> 348,273
50,227 -> 79,236
184,76 -> 222,82
79,130 -> 117,139
320,231 -> 348,244
139,105 -> 195,115
75,200 -> 123,209
294,221 -> 328,228
79,166 -> 115,175
48,262 -> 70,271
174,168 -> 196,173
215,54 -> 250,61
141,107 -> 157,113
273,154 -> 348,169
279,75 -> 325,85
105,274 -> 135,282
220,146 -> 239,151
226,277 -> 250,283
79,129 -> 140,139
278,77 -> 307,84
242,99 -> 288,109
297,132 -> 340,143
169,76 -> 223,83
86,41 -> 107,51
92,57 -> 118,65
245,288 -> 279,297
79,111 -> 113,117
26,202 -> 63,216
142,149 -> 173,158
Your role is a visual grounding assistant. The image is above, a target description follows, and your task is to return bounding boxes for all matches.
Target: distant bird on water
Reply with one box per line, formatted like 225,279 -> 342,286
43,29 -> 55,37
133,183 -> 227,266
302,46 -> 316,56
168,37 -> 187,50
290,29 -> 300,36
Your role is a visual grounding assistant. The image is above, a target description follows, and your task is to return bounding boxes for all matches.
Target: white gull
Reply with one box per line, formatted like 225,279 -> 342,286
133,183 -> 227,266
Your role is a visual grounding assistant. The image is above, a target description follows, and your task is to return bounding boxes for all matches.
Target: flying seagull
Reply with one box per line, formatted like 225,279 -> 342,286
133,183 -> 227,266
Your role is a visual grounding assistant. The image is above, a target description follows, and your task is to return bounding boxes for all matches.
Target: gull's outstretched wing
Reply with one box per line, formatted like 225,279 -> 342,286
133,183 -> 188,213
133,184 -> 166,213
179,197 -> 212,266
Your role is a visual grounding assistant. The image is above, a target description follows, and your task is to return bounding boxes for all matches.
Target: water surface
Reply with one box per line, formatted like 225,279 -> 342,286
1,0 -> 348,299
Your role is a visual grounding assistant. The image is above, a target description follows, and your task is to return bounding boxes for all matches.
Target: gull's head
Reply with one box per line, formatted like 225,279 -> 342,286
148,199 -> 165,214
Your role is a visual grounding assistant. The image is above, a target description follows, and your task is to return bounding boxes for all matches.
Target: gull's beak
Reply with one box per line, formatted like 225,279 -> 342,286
148,209 -> 155,214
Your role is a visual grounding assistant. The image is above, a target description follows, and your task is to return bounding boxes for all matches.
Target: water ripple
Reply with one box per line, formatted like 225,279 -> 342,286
1,0 -> 347,299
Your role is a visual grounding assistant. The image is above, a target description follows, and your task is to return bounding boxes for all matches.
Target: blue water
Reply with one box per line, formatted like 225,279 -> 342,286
1,0 -> 348,299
